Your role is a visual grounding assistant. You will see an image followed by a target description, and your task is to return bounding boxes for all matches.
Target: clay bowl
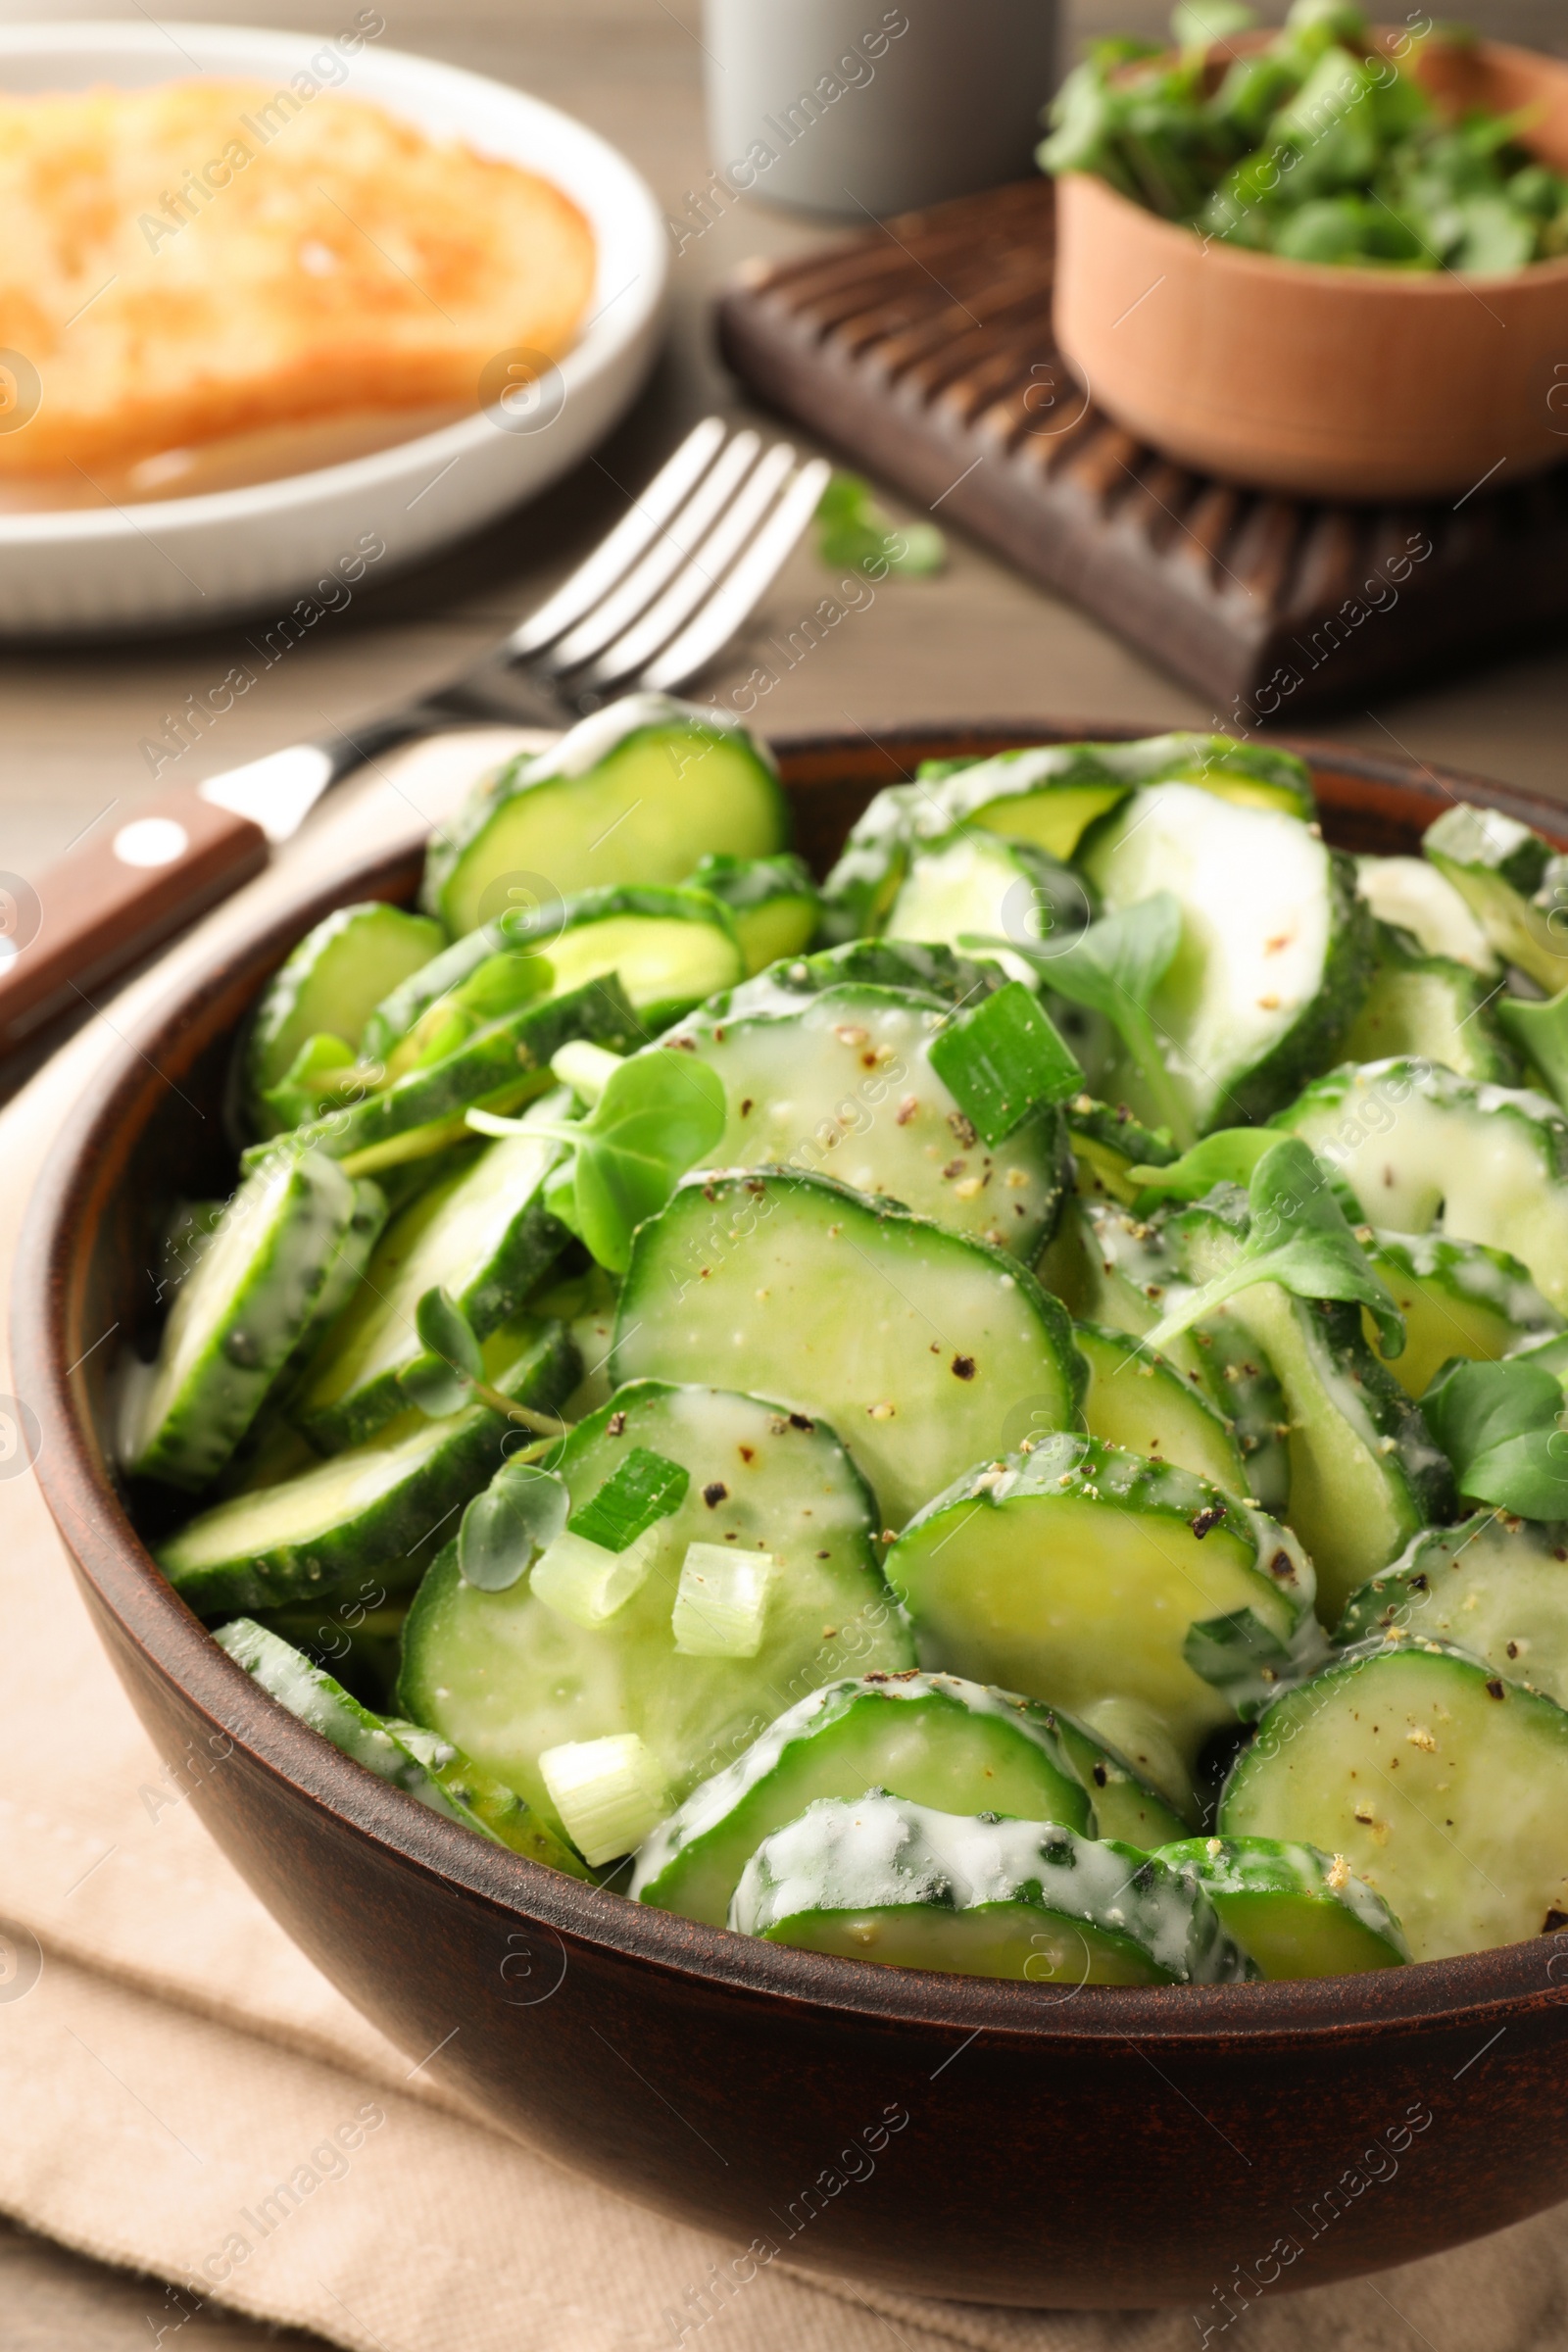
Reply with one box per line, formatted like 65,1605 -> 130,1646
16,726 -> 1568,2310
1054,35 -> 1568,500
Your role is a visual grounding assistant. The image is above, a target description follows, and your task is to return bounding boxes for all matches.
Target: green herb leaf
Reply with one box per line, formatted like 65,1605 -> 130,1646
815,471 -> 945,580
459,1459 -> 570,1591
400,1285 -> 484,1416
979,892 -> 1195,1151
927,980 -> 1083,1147
1128,1126 -> 1277,1208
1143,1135 -> 1404,1356
570,1051 -> 727,1276
566,1446 -> 691,1553
1420,1358 -> 1568,1520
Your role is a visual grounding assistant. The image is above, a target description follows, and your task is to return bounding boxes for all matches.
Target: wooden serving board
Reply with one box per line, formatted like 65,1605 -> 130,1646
717,178 -> 1568,718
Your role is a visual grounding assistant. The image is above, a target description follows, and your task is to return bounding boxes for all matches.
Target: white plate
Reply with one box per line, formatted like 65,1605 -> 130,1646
0,21 -> 667,636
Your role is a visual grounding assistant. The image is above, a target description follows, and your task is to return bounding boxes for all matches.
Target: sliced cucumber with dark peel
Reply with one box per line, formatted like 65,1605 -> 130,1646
632,1669 -> 1092,1926
659,984 -> 1068,1257
883,829 -> 1094,983
720,937 -> 1005,1023
1275,1058 -> 1568,1315
1153,1836 -> 1408,1978
1168,1195 -> 1452,1622
243,902 -> 445,1138
1219,1640 -> 1568,1960
729,1794 -> 1252,1984
818,738 -> 1314,946
612,1169 -> 1085,1529
1073,1318 -> 1246,1491
398,1382 -> 911,1839
1079,785 -> 1374,1134
1040,1197 -> 1292,1512
294,1096 -> 570,1449
885,1434 -> 1322,1815
1339,1515 -> 1568,1706
1355,855 -> 1498,975
687,853 -> 820,974
1048,1708 -> 1189,1847
422,695 -> 788,938
123,1151 -> 370,1493
1423,803 -> 1567,992
156,1323 -> 576,1615
242,974 -> 639,1180
490,885 -> 743,1031
1361,1229 -> 1561,1396
215,1618 -> 588,1875
1341,923 -> 1519,1085
1064,1096 -> 1177,1207
1497,985 -> 1568,1116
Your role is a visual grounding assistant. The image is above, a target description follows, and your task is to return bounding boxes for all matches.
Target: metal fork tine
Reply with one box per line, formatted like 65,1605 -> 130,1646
505,416 -> 727,659
636,458 -> 834,696
579,441 -> 798,688
543,430 -> 762,671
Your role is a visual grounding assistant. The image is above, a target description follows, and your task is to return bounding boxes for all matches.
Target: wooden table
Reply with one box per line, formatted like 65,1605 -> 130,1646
4,0 -> 1564,2335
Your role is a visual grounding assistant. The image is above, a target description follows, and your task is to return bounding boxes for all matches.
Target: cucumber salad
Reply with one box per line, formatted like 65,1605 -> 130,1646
122,696 -> 1568,1989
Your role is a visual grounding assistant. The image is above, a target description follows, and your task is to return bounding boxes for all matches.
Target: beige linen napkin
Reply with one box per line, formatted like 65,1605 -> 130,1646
1,734 -> 1564,2352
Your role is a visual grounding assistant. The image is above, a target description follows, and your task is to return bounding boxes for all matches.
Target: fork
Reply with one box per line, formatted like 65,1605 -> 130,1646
0,418 -> 831,1058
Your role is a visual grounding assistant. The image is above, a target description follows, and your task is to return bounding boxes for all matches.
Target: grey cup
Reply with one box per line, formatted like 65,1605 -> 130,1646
703,0 -> 1060,219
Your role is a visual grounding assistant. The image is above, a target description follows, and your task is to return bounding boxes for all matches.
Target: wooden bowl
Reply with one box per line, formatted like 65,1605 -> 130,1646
16,727 -> 1568,2311
1053,36 -> 1568,501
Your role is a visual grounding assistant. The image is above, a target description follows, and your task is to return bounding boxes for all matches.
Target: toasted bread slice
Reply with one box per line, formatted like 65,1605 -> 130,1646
0,79 -> 597,474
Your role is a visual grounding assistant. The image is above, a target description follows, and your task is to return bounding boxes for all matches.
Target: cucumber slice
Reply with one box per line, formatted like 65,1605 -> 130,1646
243,902 -> 446,1138
423,695 -> 788,938
631,1669 -> 1093,1926
1040,1197 -> 1292,1511
722,937 -> 1005,1023
1153,1836 -> 1408,1978
947,733 -> 1315,835
1062,1096 -> 1177,1207
1423,803 -> 1565,992
293,1099 -> 570,1449
155,1323 -> 575,1615
244,974 -> 639,1179
494,885 -> 743,1031
123,1150 -> 369,1493
1073,1318 -> 1247,1491
1341,923 -> 1519,1084
885,1434 -> 1322,1814
1047,1708 -> 1189,1847
729,1795 -> 1252,1984
1339,1514 -> 1568,1705
1355,855 -> 1497,975
215,1618 -> 588,1875
1361,1229 -> 1561,1396
1079,785 -> 1374,1134
660,983 -> 1068,1258
397,1381 -> 912,1841
1168,1196 -> 1451,1622
1275,1058 -> 1568,1314
1219,1641 -> 1568,1959
687,853 -> 820,974
883,829 -> 1094,984
1497,985 -> 1568,1115
819,737 -> 1314,944
612,1169 -> 1085,1529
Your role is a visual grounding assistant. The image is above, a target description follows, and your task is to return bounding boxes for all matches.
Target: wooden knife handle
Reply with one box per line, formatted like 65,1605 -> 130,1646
0,788 -> 269,1055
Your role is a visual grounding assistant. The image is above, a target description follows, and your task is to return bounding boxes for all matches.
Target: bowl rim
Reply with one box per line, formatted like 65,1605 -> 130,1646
0,19 -> 667,546
17,722 -> 1568,2051
1058,29 -> 1568,296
